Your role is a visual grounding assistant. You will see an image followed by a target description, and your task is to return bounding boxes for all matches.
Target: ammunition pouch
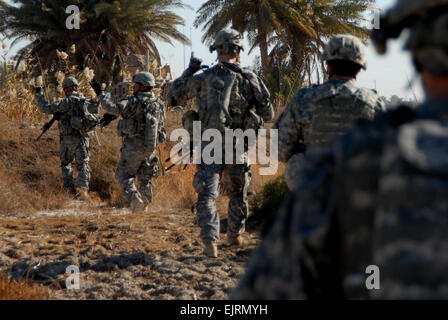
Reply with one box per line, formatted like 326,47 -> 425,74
158,127 -> 167,144
150,156 -> 160,179
144,114 -> 158,152
70,116 -> 84,131
117,118 -> 138,137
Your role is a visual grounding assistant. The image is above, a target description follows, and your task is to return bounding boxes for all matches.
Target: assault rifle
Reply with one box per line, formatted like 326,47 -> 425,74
164,141 -> 194,172
87,113 -> 118,131
37,112 -> 62,141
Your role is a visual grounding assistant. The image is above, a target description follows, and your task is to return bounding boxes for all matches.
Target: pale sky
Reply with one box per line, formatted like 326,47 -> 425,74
1,0 -> 424,101
154,0 -> 424,102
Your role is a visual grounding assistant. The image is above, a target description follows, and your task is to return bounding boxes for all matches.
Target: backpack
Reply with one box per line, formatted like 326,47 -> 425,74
118,95 -> 166,149
69,97 -> 100,137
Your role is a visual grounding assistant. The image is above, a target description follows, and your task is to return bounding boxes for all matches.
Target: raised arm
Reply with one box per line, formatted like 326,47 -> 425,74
35,89 -> 64,115
96,93 -> 129,117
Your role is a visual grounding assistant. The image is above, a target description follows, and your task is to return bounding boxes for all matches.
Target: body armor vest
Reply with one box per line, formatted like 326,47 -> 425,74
304,89 -> 377,149
197,64 -> 250,132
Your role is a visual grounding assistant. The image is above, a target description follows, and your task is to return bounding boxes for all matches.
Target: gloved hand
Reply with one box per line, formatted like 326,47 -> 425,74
188,53 -> 204,74
90,80 -> 103,96
101,113 -> 118,127
34,86 -> 42,95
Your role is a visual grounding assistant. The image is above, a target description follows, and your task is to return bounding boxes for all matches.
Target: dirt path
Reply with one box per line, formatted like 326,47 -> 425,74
0,201 -> 260,300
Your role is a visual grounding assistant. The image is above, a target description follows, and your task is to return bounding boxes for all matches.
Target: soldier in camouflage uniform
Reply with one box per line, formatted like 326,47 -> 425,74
168,29 -> 274,258
36,77 -> 99,200
275,35 -> 386,190
233,0 -> 448,299
94,72 -> 166,213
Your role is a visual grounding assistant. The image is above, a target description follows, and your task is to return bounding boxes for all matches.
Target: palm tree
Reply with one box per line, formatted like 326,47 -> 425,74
0,0 -> 190,82
194,0 -> 373,79
195,0 -> 315,75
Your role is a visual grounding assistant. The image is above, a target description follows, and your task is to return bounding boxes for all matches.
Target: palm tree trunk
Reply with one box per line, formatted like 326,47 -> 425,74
255,7 -> 269,75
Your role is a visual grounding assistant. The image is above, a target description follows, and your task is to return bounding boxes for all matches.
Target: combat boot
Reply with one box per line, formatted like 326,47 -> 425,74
227,233 -> 245,247
204,242 -> 218,258
130,194 -> 145,213
64,186 -> 77,198
76,188 -> 90,201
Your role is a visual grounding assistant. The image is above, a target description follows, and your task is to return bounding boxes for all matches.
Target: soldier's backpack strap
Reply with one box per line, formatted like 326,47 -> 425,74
220,62 -> 263,109
220,62 -> 270,129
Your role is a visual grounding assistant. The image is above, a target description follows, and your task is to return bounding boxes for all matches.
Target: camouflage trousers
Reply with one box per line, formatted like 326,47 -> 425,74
116,137 -> 159,205
193,162 -> 252,244
60,135 -> 90,190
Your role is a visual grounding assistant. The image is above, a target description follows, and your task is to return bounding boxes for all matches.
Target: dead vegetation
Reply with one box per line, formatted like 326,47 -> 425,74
0,106 -> 284,217
0,274 -> 50,300
0,49 -> 287,300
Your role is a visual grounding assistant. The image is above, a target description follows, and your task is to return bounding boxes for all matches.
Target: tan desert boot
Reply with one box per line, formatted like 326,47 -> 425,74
76,188 -> 90,201
204,242 -> 218,258
227,233 -> 245,247
130,194 -> 145,213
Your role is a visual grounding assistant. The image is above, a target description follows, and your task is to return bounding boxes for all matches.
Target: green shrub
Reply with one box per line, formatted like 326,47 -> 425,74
249,175 -> 288,236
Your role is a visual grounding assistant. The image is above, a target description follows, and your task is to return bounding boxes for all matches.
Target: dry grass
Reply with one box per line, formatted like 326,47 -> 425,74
0,108 -> 285,216
0,113 -> 72,215
0,50 -> 286,217
0,274 -> 50,300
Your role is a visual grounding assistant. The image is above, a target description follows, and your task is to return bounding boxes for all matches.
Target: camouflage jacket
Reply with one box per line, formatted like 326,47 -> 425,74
99,91 -> 166,151
274,79 -> 386,162
36,92 -> 99,138
168,61 -> 274,132
233,98 -> 448,300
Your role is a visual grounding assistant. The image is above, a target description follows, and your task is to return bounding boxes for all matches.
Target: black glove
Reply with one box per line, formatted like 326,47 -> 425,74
90,80 -> 103,96
34,86 -> 42,95
188,53 -> 204,74
101,113 -> 118,127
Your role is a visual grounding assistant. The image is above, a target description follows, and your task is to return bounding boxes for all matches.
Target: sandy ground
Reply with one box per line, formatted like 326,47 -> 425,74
0,200 -> 261,300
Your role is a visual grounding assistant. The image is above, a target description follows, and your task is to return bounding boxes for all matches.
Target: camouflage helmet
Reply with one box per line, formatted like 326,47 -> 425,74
387,0 -> 448,26
132,72 -> 156,87
322,35 -> 367,70
62,76 -> 79,89
210,28 -> 244,53
406,10 -> 448,75
373,0 -> 448,75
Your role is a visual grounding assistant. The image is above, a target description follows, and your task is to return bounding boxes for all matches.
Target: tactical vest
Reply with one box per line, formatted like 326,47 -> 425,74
370,109 -> 448,299
197,64 -> 250,132
118,94 -> 165,150
303,82 -> 379,149
332,105 -> 448,299
58,94 -> 99,137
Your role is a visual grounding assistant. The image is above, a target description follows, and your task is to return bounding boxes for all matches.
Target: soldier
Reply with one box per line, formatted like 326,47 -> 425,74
233,0 -> 448,299
168,29 -> 274,258
274,34 -> 386,190
35,76 -> 99,200
92,72 -> 165,213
